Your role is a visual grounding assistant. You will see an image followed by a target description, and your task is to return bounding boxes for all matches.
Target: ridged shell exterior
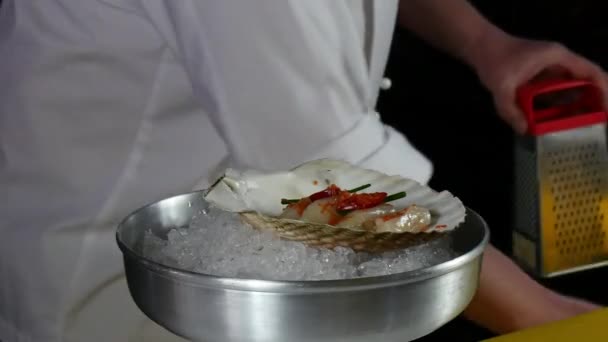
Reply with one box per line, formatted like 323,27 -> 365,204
204,159 -> 466,251
240,212 -> 441,252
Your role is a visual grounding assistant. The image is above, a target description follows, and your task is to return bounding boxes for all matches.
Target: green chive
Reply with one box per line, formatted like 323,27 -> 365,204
384,191 -> 406,203
280,184 -> 372,205
347,184 -> 371,193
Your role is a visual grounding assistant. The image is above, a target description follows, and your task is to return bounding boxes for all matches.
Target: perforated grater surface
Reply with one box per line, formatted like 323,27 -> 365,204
512,79 -> 608,277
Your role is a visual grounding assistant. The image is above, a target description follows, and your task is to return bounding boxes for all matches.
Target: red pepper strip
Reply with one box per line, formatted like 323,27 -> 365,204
336,192 -> 388,212
308,184 -> 343,202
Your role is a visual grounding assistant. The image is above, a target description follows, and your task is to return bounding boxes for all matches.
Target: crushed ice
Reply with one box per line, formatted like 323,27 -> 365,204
142,205 -> 458,281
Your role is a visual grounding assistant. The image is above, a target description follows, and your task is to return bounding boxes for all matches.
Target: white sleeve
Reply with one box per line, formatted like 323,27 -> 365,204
136,0 -> 372,170
137,0 -> 433,183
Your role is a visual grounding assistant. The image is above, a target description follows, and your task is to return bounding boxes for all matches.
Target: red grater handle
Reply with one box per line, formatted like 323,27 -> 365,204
516,78 -> 607,135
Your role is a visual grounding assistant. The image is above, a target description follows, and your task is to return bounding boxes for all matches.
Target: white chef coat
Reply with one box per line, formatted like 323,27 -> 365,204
0,0 -> 433,341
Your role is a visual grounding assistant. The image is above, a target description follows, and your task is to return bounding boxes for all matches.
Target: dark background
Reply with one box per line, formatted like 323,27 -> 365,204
378,1 -> 608,340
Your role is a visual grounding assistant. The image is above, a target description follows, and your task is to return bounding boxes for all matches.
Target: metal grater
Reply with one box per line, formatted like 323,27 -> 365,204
512,79 -> 608,277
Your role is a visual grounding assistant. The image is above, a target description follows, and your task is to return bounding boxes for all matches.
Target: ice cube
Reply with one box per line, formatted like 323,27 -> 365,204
140,205 -> 456,281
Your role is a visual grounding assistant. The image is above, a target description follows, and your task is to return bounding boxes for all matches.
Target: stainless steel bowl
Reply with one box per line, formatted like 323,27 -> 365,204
116,190 -> 489,342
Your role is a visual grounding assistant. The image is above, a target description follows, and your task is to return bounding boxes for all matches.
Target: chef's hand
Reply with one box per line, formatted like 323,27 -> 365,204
470,33 -> 608,134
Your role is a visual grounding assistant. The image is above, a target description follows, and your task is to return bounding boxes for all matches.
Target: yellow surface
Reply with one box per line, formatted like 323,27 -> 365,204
483,308 -> 608,342
539,176 -> 558,273
537,151 -> 608,274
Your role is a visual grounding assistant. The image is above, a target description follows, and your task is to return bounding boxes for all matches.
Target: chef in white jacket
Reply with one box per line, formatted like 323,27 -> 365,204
1,1 -> 606,341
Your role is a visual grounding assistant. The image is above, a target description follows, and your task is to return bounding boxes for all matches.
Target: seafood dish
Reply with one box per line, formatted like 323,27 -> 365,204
278,184 -> 432,233
204,159 -> 466,252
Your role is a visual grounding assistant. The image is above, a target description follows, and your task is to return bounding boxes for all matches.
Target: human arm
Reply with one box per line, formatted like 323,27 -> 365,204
397,0 -> 608,134
467,245 -> 599,334
397,0 -> 502,67
398,0 -> 604,333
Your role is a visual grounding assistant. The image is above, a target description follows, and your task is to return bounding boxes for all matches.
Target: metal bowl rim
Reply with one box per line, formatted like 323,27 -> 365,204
116,190 -> 489,293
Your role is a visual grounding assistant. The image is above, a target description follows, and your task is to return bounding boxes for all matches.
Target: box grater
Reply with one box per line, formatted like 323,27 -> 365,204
512,78 -> 608,278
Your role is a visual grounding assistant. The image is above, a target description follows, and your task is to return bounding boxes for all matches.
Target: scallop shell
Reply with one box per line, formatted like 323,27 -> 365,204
204,159 -> 466,252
